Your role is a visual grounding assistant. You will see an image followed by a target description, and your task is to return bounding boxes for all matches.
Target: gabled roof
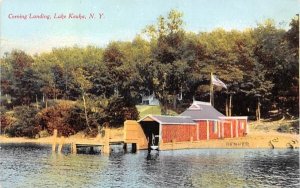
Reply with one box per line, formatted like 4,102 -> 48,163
180,101 -> 225,120
138,115 -> 196,125
139,101 -> 226,124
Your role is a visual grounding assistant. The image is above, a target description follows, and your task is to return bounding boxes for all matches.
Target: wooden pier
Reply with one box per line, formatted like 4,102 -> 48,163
51,120 -> 148,154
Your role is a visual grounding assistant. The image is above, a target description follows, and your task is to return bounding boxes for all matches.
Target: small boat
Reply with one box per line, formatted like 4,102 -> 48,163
150,134 -> 159,150
150,145 -> 159,150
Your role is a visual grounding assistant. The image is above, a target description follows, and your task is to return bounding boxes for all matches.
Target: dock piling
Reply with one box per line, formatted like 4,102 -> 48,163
52,129 -> 58,152
132,143 -> 137,153
103,128 -> 110,154
58,136 -> 64,152
123,143 -> 127,152
72,143 -> 77,154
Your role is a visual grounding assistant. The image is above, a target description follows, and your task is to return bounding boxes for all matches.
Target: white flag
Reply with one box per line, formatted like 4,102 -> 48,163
212,75 -> 227,89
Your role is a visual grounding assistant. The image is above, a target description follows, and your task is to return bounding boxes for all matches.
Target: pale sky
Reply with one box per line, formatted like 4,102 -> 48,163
1,0 -> 299,55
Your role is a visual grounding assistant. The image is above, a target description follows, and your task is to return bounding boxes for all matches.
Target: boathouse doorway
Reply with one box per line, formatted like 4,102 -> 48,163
139,121 -> 160,147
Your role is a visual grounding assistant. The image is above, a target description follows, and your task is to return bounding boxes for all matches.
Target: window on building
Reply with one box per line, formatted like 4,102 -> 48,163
142,100 -> 149,105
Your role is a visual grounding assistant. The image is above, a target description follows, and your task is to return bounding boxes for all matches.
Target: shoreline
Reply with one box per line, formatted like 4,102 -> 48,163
160,131 -> 299,150
0,130 -> 299,150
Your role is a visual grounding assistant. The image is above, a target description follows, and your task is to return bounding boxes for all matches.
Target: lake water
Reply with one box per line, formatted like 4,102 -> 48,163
0,144 -> 299,188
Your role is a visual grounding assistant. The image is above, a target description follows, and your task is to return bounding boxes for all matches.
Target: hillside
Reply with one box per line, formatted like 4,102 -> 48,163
136,105 -> 178,118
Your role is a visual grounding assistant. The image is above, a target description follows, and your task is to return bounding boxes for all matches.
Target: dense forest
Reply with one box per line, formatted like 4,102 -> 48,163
0,10 -> 298,137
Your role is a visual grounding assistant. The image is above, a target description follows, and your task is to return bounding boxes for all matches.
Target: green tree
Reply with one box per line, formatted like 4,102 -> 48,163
72,68 -> 93,131
1,51 -> 42,106
144,9 -> 191,114
104,96 -> 139,127
5,106 -> 40,138
253,19 -> 298,118
103,42 -> 125,97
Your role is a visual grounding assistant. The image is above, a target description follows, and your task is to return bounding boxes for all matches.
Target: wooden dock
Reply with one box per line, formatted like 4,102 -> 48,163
52,120 -> 147,154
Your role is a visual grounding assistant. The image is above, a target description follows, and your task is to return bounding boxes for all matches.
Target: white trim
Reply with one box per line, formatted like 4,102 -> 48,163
138,115 -> 155,122
138,115 -> 196,125
159,123 -> 162,143
152,115 -> 191,118
219,116 -> 248,120
220,120 -> 232,124
188,101 -> 212,110
138,115 -> 163,124
222,122 -> 224,138
193,119 -> 221,121
189,104 -> 202,110
161,123 -> 197,125
192,101 -> 211,106
148,115 -> 163,124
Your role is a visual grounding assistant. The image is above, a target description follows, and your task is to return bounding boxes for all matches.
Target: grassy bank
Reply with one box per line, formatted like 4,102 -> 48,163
136,105 -> 178,118
249,119 -> 299,134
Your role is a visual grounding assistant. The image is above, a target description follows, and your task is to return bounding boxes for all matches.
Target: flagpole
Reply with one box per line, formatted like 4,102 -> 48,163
210,72 -> 214,106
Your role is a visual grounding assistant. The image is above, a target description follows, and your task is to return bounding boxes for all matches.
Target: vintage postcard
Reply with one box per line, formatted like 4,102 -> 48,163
0,0 -> 299,187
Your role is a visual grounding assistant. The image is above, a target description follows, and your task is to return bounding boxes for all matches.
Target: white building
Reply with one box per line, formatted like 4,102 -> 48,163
141,93 -> 160,106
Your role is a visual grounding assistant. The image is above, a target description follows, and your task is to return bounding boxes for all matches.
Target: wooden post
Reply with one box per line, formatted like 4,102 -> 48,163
222,122 -> 224,138
52,143 -> 56,152
71,143 -> 77,154
132,143 -> 137,153
103,143 -> 110,154
52,129 -> 58,152
210,72 -> 214,106
103,128 -> 110,154
190,136 -> 193,142
256,98 -> 261,121
58,144 -> 63,152
123,143 -> 127,152
58,136 -> 64,152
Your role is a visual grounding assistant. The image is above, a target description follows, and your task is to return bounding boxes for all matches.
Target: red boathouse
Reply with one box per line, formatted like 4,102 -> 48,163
138,101 -> 248,147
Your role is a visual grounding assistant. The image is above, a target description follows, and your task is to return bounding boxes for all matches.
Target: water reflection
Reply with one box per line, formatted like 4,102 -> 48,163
0,144 -> 299,187
146,151 -> 159,160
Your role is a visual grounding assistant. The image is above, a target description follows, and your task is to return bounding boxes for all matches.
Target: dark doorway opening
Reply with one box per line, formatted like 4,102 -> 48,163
140,121 -> 160,149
